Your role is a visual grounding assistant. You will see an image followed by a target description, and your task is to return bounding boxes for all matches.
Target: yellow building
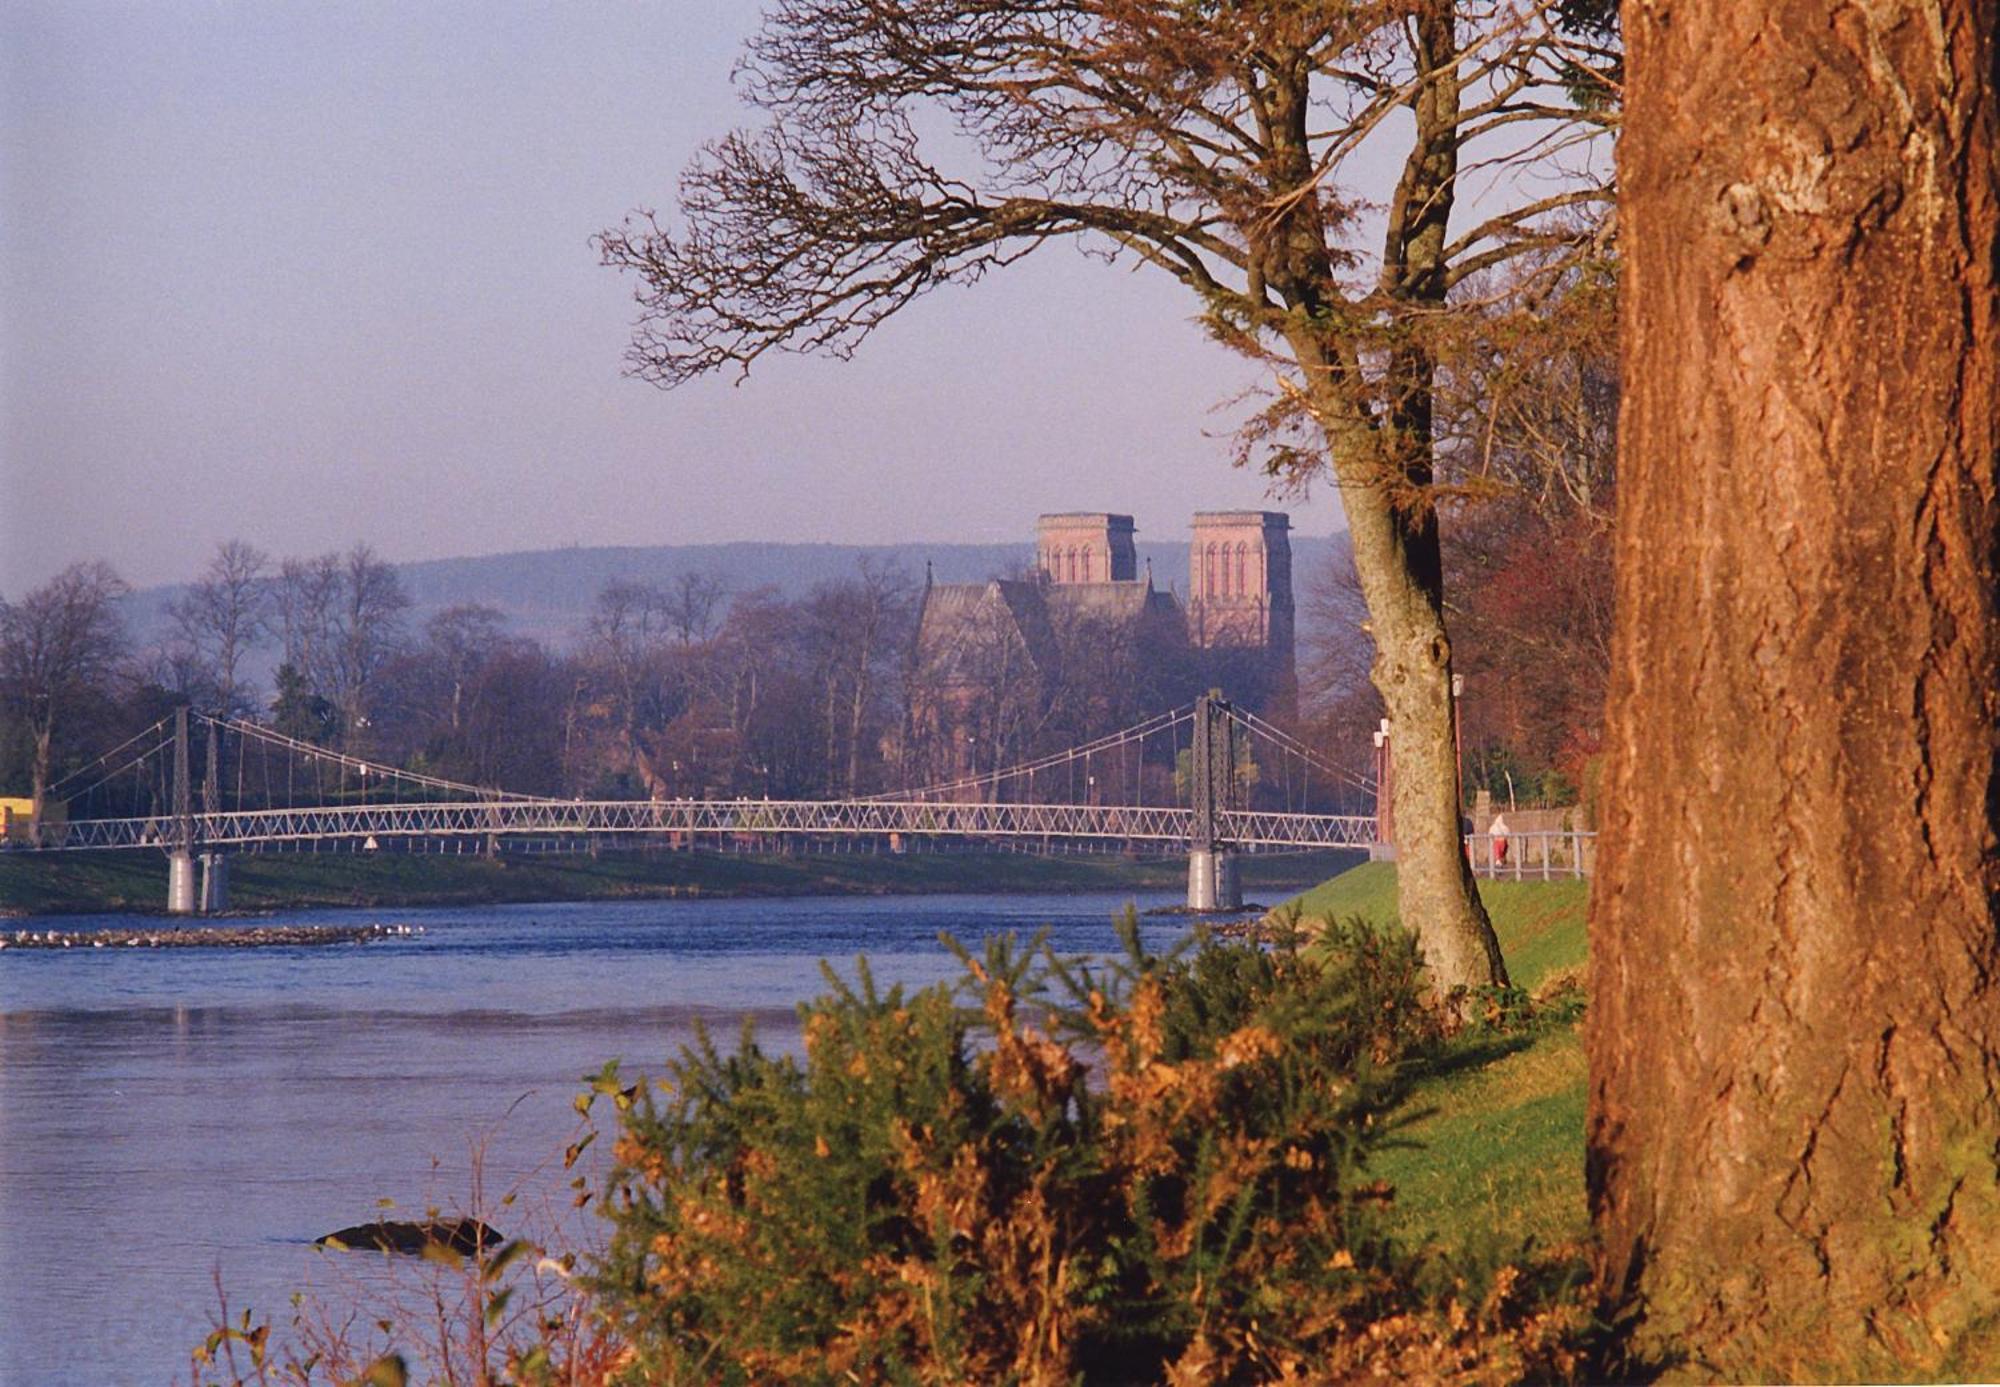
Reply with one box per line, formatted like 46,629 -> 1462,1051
1,797 -> 64,843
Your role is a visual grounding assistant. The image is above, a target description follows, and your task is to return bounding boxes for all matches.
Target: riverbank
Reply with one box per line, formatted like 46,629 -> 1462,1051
1288,863 -> 1591,1261
0,845 -> 1365,917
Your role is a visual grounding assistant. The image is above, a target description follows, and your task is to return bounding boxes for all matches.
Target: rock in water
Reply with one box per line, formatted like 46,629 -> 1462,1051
315,1217 -> 502,1258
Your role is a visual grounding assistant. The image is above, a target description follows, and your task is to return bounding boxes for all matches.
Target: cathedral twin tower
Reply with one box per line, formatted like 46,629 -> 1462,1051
1029,510 -> 1297,719
1035,509 -> 1295,675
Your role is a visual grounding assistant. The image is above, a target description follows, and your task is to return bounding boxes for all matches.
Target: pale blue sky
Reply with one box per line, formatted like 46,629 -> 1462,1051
2,1 -> 1352,594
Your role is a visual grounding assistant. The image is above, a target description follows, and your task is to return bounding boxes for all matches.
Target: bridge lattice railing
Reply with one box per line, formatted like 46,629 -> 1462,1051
22,798 -> 1381,852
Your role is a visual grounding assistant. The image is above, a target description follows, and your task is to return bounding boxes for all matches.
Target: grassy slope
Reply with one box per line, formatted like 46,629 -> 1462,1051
0,846 -> 1365,917
1289,862 -> 1591,1257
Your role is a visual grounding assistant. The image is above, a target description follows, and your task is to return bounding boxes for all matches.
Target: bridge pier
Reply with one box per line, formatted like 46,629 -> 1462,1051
1185,692 -> 1244,912
169,708 -> 199,913
200,853 -> 229,913
1187,847 -> 1240,912
168,852 -> 197,914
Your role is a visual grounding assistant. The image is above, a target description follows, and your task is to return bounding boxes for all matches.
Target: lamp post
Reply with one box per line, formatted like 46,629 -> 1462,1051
1451,673 -> 1465,819
1372,717 -> 1394,852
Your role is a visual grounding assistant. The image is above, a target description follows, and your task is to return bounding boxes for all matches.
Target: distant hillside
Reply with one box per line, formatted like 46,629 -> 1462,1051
124,532 -> 1355,659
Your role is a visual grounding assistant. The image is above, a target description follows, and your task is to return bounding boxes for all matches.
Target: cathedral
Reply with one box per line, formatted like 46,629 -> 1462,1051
908,511 -> 1296,788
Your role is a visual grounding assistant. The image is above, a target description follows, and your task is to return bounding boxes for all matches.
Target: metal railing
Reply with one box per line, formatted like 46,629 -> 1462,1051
12,797 -> 1381,854
1464,829 -> 1596,880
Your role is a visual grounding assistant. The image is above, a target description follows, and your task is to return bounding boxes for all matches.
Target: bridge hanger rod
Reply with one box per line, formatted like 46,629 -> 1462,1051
207,715 -> 543,802
53,733 -> 177,806
879,705 -> 1195,803
45,715 -> 176,798
1224,705 -> 1377,796
871,706 -> 1193,802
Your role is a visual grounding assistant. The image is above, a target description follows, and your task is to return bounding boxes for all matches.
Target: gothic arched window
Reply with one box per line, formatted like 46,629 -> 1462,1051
1234,543 -> 1248,597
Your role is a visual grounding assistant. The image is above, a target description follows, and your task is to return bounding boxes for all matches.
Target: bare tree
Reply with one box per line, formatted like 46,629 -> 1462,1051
375,606 -> 569,793
586,578 -> 672,796
419,603 -> 510,734
661,571 -> 729,647
325,544 -> 410,749
169,539 -> 272,717
1437,253 -> 1620,522
1589,0 -> 1998,1376
598,0 -> 1619,991
799,560 -> 915,795
274,551 -> 342,705
0,561 -> 130,816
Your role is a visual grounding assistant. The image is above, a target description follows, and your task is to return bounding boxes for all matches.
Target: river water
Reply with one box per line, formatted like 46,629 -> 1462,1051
0,890 -> 1188,1386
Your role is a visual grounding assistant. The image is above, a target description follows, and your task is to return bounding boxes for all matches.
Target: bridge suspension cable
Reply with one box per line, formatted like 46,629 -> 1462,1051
1222,705 -> 1378,799
880,705 -> 1195,804
44,715 -> 176,800
207,715 -> 542,802
53,731 -> 177,808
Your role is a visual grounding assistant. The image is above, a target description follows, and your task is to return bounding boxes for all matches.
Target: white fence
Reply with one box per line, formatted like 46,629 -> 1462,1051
1464,829 -> 1595,880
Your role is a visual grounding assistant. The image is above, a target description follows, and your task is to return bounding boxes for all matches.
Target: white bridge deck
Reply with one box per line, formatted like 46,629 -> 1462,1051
16,798 -> 1381,853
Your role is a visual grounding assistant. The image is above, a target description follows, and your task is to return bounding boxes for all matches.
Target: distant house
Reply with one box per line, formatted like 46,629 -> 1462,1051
907,511 -> 1295,795
0,796 -> 62,844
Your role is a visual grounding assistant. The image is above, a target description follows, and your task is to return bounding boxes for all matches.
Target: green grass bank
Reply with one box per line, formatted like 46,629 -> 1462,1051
0,845 -> 1364,918
1287,862 -> 1592,1260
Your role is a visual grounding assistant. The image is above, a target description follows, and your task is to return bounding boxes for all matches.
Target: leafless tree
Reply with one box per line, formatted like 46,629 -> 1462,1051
598,0 -> 1619,991
661,571 -> 729,647
324,547 -> 410,759
1436,253 -> 1619,523
419,604 -> 510,734
798,560 -> 915,794
169,539 -> 272,717
374,606 -> 570,793
0,561 -> 131,815
275,552 -> 343,701
586,578 -> 673,796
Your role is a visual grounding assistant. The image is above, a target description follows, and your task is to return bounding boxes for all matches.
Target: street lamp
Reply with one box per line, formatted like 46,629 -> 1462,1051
1373,718 -> 1393,849
1451,673 -> 1465,817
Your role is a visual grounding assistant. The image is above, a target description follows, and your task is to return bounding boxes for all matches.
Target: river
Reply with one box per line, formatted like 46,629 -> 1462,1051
0,890 -> 1190,1385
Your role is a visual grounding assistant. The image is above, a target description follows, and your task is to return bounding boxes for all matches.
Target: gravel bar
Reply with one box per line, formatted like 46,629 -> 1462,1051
1,923 -> 424,951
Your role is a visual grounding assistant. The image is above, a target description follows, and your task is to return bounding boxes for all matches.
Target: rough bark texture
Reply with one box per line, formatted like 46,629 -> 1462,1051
1307,352 -> 1507,997
1351,490 -> 1507,997
1590,0 -> 2000,1377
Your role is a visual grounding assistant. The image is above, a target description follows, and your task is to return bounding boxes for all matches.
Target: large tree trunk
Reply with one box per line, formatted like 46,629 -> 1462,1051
1589,1 -> 1999,1376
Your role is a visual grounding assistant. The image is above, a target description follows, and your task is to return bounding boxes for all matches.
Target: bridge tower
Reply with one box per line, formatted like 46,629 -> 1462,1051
165,710 -> 229,914
200,717 -> 228,912
168,707 -> 196,913
1187,691 -> 1242,911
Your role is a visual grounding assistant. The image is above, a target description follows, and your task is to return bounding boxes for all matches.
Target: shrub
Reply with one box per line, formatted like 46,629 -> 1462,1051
585,910 -> 1543,1384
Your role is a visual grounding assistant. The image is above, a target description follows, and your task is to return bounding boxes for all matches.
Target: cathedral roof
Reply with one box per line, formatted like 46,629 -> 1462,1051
915,577 -> 1182,684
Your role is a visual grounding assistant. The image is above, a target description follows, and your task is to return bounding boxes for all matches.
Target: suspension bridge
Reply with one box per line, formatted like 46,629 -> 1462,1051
12,694 -> 1387,913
